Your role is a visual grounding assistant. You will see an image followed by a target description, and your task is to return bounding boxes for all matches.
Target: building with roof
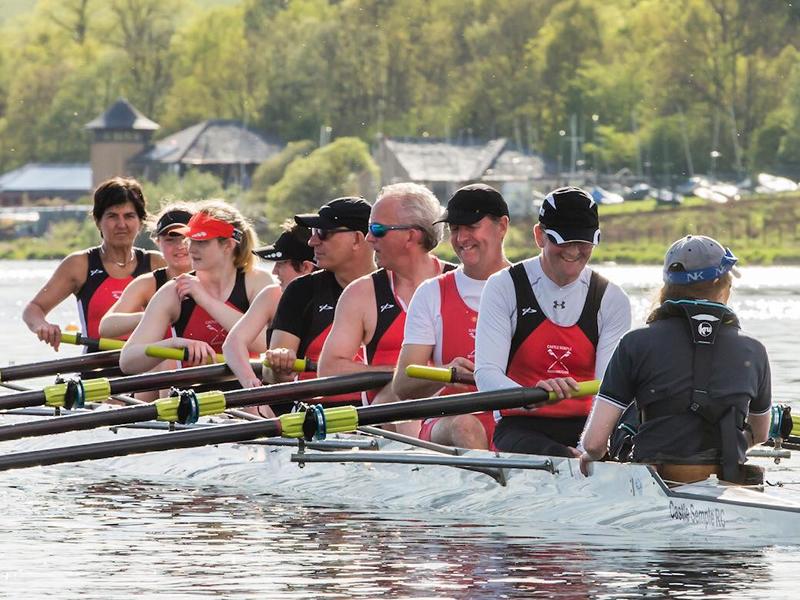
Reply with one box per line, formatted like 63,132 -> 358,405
374,136 -> 545,216
133,119 -> 283,188
0,163 -> 92,205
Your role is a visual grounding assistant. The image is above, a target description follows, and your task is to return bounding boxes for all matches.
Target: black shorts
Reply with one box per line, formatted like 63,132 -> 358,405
493,416 -> 586,457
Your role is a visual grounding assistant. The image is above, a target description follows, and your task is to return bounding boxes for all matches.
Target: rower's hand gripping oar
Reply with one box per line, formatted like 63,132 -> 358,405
145,345 -> 315,372
0,380 -> 600,472
60,332 -> 125,352
406,365 -> 475,386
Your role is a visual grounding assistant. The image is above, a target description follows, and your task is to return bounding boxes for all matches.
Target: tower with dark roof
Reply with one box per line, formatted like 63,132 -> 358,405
85,98 -> 159,187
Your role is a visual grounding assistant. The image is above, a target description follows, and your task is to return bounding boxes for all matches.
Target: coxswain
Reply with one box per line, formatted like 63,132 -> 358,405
223,221 -> 318,390
579,235 -> 771,484
23,177 -> 165,350
119,200 -> 272,373
99,203 -> 194,339
393,184 -> 511,448
474,186 -> 631,456
257,197 -> 376,416
318,183 -> 454,435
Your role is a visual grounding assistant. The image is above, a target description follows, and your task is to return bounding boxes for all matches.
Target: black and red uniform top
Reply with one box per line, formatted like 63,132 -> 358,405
75,246 -> 151,340
171,269 -> 250,353
270,269 -> 363,404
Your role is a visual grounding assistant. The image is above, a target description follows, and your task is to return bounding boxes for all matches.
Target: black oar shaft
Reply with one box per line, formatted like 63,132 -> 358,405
0,351 -> 120,383
0,371 -> 391,443
357,386 -> 548,426
0,380 -> 548,473
0,420 -> 282,470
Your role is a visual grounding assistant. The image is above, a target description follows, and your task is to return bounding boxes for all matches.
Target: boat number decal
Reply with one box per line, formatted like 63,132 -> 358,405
629,477 -> 643,497
668,501 -> 726,528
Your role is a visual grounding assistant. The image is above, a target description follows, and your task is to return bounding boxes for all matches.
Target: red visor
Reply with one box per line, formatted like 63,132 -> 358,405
175,212 -> 242,242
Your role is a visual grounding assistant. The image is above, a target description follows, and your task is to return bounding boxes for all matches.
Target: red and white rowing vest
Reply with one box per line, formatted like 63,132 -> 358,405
171,269 -> 250,353
438,270 -> 478,395
75,246 -> 151,340
502,263 -> 608,418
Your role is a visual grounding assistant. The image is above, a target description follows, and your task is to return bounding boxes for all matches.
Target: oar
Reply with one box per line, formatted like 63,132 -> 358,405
0,350 -> 121,383
0,360 -> 262,412
406,364 -> 475,386
60,332 -> 125,351
146,346 -> 315,372
0,380 -> 599,472
0,371 -> 393,443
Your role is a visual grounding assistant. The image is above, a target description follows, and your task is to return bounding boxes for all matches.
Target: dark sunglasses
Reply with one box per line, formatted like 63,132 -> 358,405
311,227 -> 354,241
368,223 -> 422,238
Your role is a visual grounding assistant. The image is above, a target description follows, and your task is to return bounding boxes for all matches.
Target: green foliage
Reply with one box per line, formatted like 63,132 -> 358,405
0,0 -> 799,179
246,140 -> 316,208
143,169 -> 232,208
264,137 -> 379,230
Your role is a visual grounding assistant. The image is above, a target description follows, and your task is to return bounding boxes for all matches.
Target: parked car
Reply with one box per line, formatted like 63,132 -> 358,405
624,183 -> 651,201
591,186 -> 624,205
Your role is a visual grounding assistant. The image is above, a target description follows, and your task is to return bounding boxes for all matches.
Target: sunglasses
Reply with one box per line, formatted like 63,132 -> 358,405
311,227 -> 354,241
368,223 -> 422,238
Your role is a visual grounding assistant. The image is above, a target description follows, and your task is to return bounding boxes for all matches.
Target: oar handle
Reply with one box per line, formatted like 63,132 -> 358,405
262,358 -> 317,373
61,332 -> 125,351
544,380 -> 600,402
406,365 -> 475,385
145,345 -> 225,364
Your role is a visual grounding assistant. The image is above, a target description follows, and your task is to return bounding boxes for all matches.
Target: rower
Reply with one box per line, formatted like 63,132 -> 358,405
393,184 -> 511,449
223,221 -> 318,390
579,235 -> 772,484
119,200 -> 273,373
474,187 -> 631,456
99,204 -> 195,339
318,183 -> 455,436
258,197 -> 376,415
23,177 -> 166,350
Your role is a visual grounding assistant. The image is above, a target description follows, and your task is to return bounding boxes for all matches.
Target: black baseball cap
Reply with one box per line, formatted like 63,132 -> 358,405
538,187 -> 600,245
155,209 -> 193,236
253,230 -> 315,262
294,197 -> 371,234
435,184 -> 510,225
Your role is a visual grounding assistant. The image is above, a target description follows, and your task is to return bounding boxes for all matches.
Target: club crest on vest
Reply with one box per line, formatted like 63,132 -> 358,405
546,344 -> 572,374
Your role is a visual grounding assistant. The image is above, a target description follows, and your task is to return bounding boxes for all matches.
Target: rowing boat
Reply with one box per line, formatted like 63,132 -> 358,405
1,407 -> 799,542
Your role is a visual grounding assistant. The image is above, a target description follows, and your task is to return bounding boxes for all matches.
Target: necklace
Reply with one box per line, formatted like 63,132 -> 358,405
101,245 -> 134,268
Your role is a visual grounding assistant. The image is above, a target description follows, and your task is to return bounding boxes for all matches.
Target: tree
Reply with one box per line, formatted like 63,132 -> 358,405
264,137 -> 378,229
246,140 -> 316,206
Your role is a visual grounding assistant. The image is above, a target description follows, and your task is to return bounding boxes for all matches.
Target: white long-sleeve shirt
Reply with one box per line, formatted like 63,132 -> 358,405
474,257 -> 632,391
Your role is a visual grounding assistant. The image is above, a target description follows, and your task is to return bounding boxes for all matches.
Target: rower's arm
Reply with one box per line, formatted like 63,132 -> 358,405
393,344 -> 442,399
119,284 -> 192,374
318,282 -> 389,376
474,271 -> 521,391
222,286 -> 280,388
747,412 -> 770,446
580,399 -> 624,460
98,274 -> 155,339
23,253 -> 86,350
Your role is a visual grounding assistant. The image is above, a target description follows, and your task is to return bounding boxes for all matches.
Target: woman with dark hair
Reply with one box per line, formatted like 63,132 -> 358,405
99,202 -> 195,339
119,200 -> 272,373
23,176 -> 165,349
579,235 -> 772,484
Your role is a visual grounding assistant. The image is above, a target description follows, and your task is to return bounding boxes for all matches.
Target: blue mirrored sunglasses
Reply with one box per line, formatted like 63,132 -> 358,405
368,223 -> 422,238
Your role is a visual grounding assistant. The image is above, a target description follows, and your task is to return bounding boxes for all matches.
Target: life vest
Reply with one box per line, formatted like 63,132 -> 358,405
76,246 -> 151,340
502,263 -> 607,418
634,300 -> 751,483
171,269 -> 249,353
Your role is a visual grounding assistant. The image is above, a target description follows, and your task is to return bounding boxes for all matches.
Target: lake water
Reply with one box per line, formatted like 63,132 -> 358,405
1,260 -> 800,598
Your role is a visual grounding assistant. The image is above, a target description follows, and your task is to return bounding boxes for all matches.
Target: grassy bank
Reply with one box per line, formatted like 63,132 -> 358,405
4,192 -> 800,265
